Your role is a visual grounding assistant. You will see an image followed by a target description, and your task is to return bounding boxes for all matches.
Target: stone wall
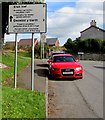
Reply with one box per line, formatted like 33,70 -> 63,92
77,53 -> 105,61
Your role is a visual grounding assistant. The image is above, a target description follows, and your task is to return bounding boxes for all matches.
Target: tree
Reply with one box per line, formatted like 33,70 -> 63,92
33,42 -> 48,58
64,37 -> 103,54
76,39 -> 102,53
90,39 -> 101,53
77,40 -> 87,52
64,38 -> 77,54
101,40 -> 105,53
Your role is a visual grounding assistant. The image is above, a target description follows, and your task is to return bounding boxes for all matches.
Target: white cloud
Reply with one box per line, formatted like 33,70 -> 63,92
77,0 -> 104,2
46,0 -> 104,2
46,0 -> 77,2
47,1 -> 103,45
5,1 -> 104,46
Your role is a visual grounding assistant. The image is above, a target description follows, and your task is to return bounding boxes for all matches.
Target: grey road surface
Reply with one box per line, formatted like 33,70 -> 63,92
48,60 -> 103,118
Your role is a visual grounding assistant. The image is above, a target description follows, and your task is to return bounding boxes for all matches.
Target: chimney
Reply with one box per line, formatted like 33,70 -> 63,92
90,20 -> 96,26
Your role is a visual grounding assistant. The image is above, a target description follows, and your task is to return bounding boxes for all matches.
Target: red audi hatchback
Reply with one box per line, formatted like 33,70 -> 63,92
47,54 -> 83,79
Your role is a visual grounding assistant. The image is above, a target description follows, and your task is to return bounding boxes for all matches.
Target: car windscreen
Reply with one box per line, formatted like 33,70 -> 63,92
53,56 -> 76,62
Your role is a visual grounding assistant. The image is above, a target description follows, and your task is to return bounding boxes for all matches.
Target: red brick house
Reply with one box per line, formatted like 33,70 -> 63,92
18,38 -> 38,48
5,38 -> 38,49
46,38 -> 60,48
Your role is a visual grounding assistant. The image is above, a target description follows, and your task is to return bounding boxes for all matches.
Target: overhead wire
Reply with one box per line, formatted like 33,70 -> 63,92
47,10 -> 103,15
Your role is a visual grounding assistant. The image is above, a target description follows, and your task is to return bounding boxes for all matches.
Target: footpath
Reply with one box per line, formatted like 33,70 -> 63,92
17,59 -> 48,93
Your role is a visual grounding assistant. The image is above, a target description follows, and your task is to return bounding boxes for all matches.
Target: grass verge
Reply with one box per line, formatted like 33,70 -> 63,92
1,51 -> 46,118
2,87 -> 45,118
1,52 -> 30,83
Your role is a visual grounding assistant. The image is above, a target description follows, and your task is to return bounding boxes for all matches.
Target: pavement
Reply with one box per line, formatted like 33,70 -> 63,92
17,59 -> 48,93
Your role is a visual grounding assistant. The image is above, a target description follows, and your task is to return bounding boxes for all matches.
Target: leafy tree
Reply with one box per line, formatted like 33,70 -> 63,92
64,38 -> 76,53
64,38 -> 72,49
77,39 -> 102,53
77,40 -> 87,52
33,42 -> 49,58
90,39 -> 101,53
101,40 -> 105,53
63,37 -> 103,54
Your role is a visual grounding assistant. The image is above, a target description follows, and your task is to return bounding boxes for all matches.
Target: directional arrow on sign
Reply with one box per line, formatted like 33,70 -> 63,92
10,16 -> 13,22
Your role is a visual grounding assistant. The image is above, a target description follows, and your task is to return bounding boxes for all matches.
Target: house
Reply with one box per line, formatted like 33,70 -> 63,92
5,38 -> 38,49
80,20 -> 105,40
46,38 -> 60,48
18,38 -> 38,48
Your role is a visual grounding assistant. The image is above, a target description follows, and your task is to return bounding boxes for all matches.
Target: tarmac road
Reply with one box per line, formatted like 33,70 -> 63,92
17,59 -> 104,118
48,60 -> 103,118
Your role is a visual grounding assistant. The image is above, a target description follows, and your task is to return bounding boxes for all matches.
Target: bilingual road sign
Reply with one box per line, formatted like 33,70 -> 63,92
8,4 -> 47,33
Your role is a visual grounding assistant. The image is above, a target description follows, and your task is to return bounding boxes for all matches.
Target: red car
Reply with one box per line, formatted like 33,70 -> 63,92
47,54 -> 83,79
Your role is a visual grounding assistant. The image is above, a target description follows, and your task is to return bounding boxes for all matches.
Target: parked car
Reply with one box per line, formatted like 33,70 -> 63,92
48,51 -> 65,67
49,51 -> 64,59
47,54 -> 83,79
51,51 -> 65,56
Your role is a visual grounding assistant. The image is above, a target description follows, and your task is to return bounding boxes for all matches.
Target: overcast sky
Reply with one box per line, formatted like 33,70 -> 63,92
4,0 -> 104,46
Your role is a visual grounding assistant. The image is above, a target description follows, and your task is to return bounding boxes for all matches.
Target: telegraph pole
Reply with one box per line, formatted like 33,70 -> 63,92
41,33 -> 46,59
43,39 -> 44,59
40,0 -> 46,59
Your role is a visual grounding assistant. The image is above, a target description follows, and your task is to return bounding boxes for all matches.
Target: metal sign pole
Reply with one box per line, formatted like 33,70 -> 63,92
43,40 -> 44,59
40,33 -> 44,59
31,33 -> 34,91
40,33 -> 42,59
14,33 -> 18,89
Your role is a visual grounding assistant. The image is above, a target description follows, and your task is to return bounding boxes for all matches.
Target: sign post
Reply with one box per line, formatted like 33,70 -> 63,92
31,33 -> 34,91
9,4 -> 47,33
9,4 -> 47,90
14,33 -> 18,89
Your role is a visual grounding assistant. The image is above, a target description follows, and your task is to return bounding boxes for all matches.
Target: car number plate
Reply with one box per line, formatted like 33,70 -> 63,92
63,71 -> 73,74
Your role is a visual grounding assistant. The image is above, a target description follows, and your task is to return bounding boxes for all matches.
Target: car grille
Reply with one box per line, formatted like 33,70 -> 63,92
61,68 -> 74,76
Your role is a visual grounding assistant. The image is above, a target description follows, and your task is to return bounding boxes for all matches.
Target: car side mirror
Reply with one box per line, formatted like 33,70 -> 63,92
75,58 -> 80,62
47,59 -> 52,63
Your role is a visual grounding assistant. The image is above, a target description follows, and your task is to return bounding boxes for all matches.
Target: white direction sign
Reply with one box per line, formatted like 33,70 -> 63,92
8,4 -> 47,33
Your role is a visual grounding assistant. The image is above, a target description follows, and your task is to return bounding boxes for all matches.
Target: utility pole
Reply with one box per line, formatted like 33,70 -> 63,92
40,0 -> 45,59
42,33 -> 46,59
43,39 -> 44,59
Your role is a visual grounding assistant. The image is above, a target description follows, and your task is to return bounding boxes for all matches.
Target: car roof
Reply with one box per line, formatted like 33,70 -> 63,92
52,51 -> 65,54
52,51 -> 64,53
53,53 -> 72,57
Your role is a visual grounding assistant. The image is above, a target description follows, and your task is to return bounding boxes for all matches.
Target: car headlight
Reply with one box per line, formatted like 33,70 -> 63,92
52,68 -> 59,71
75,67 -> 82,71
